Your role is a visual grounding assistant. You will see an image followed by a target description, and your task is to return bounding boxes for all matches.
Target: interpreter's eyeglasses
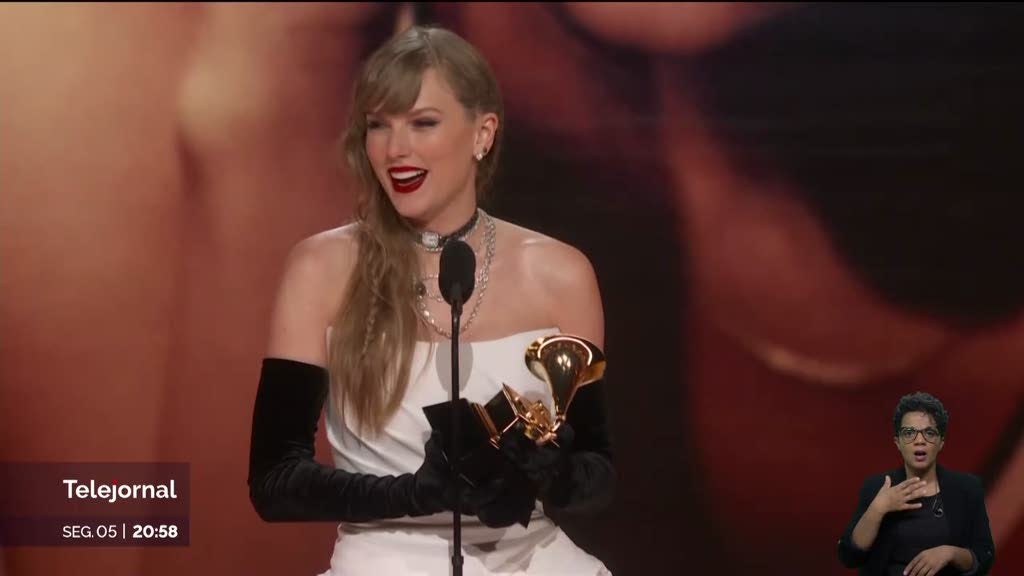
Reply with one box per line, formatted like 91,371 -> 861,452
898,427 -> 941,444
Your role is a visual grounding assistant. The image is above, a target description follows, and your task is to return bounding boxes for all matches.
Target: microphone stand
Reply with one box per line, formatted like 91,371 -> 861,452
448,282 -> 464,576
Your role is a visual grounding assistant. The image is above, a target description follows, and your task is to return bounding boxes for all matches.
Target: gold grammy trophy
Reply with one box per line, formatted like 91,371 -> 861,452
422,333 -> 605,485
476,334 -> 606,447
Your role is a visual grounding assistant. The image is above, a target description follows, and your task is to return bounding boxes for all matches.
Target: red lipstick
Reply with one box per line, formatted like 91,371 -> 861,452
388,166 -> 428,194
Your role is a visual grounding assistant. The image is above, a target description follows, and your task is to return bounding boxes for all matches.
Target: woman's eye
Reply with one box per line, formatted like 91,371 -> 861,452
413,118 -> 439,128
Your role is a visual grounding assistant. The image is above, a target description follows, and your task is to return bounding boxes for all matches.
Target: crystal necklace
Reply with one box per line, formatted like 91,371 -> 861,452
414,210 -> 495,339
412,209 -> 481,253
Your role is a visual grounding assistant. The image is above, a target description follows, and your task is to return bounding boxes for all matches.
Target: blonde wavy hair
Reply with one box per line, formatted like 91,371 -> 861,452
330,26 -> 503,434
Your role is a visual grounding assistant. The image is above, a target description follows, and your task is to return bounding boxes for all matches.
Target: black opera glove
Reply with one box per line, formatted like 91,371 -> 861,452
248,358 -> 455,522
472,457 -> 540,529
420,429 -> 539,528
498,379 -> 615,514
498,423 -> 574,500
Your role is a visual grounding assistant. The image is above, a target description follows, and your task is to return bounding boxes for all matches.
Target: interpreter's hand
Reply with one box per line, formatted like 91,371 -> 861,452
904,545 -> 954,576
869,475 -> 930,515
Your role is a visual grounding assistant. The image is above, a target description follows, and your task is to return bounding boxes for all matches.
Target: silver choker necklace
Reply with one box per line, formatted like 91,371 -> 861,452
413,209 -> 481,252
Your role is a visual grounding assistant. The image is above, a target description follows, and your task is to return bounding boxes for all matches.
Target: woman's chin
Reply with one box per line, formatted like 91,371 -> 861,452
905,459 -> 933,473
388,195 -> 432,224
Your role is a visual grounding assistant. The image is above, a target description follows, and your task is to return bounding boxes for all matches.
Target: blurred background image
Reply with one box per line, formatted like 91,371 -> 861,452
1,3 -> 1021,575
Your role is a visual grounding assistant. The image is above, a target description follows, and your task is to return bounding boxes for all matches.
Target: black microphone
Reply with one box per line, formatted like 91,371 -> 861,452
438,239 -> 476,315
437,238 -> 476,576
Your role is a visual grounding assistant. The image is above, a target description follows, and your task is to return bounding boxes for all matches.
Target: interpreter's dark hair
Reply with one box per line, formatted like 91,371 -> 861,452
893,391 -> 948,437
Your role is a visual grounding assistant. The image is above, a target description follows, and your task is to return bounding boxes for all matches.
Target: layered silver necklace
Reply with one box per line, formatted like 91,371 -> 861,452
414,209 -> 496,339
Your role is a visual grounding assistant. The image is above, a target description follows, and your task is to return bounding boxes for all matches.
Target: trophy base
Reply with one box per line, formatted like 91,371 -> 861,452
422,399 -> 506,488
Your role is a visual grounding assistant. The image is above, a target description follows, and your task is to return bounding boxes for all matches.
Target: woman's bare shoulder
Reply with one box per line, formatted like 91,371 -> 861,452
493,218 -> 605,346
289,224 -> 359,279
495,218 -> 595,283
265,223 -> 360,362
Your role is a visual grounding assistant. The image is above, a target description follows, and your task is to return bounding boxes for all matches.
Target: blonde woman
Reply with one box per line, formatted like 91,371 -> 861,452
248,26 -> 614,575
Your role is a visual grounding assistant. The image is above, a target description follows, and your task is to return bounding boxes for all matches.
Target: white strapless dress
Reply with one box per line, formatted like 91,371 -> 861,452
318,327 -> 611,576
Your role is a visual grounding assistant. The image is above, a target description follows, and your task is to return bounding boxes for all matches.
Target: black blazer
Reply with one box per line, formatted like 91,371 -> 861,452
837,465 -> 995,575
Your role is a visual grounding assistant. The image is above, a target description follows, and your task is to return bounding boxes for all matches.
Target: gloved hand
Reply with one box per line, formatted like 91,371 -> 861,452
249,358 -> 456,522
497,423 -> 575,501
411,430 -> 465,514
494,380 -> 616,515
473,458 -> 539,528
419,431 -> 535,526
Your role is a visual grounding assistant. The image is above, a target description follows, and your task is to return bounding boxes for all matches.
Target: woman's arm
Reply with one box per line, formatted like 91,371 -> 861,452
838,475 -> 884,568
964,473 -> 996,575
248,233 -> 451,522
248,357 -> 451,521
265,232 -> 351,367
514,240 -> 615,514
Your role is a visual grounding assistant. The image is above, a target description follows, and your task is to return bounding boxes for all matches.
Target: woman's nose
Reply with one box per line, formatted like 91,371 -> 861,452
386,127 -> 411,159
